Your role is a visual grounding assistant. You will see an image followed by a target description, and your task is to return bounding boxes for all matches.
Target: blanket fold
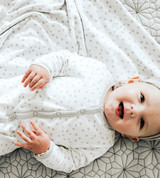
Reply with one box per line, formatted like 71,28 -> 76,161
0,0 -> 160,83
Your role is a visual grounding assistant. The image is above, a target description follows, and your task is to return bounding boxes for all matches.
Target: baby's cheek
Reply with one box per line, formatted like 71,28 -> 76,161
116,121 -> 135,135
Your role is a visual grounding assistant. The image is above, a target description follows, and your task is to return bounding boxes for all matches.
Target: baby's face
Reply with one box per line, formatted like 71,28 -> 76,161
104,82 -> 160,138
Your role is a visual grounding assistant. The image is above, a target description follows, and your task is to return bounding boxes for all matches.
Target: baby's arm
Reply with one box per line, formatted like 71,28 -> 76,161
35,141 -> 108,173
14,121 -> 108,173
14,121 -> 107,173
14,120 -> 50,155
22,50 -> 70,91
22,65 -> 50,91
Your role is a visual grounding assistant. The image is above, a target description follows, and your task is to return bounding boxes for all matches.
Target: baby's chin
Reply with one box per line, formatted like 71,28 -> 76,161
104,110 -> 121,133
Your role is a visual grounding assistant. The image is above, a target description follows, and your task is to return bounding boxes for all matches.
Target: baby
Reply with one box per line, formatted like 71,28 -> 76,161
0,50 -> 160,173
104,77 -> 160,142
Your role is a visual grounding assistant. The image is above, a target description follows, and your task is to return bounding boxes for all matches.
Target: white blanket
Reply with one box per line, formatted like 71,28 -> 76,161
0,0 -> 160,83
0,0 -> 160,175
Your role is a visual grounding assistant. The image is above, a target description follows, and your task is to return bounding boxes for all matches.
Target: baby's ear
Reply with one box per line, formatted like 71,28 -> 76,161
120,76 -> 141,86
129,137 -> 140,142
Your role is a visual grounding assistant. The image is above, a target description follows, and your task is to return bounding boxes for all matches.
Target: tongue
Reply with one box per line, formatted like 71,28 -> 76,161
119,102 -> 123,118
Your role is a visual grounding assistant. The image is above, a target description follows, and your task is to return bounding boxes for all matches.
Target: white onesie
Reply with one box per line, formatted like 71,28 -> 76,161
0,50 -> 115,173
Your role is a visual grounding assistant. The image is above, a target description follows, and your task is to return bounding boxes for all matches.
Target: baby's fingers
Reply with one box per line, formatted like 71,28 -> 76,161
14,141 -> 28,149
23,72 -> 36,88
39,82 -> 48,89
21,124 -> 35,140
29,75 -> 41,88
30,79 -> 45,91
30,120 -> 42,135
22,69 -> 31,83
16,130 -> 31,143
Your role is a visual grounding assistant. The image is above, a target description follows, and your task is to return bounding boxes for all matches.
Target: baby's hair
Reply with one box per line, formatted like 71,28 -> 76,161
142,78 -> 160,90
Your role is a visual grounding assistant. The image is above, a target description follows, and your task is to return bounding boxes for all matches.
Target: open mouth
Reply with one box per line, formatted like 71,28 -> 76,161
118,102 -> 124,119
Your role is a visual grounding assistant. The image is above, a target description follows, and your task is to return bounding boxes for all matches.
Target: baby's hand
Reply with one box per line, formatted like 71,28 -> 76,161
22,64 -> 50,91
14,120 -> 50,155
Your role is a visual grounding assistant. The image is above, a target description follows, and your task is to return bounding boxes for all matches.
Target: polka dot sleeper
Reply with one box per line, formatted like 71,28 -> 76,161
0,50 -> 115,173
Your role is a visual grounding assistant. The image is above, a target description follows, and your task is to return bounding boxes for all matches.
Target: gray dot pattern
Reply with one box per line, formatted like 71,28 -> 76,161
0,47 -> 115,172
0,0 -> 160,177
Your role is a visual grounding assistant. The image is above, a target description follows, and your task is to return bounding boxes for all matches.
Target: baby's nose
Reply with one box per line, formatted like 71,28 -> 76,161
130,105 -> 140,118
130,111 -> 136,118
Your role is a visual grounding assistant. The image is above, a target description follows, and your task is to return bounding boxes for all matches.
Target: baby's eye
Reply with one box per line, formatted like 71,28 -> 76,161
140,118 -> 145,129
140,93 -> 145,103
